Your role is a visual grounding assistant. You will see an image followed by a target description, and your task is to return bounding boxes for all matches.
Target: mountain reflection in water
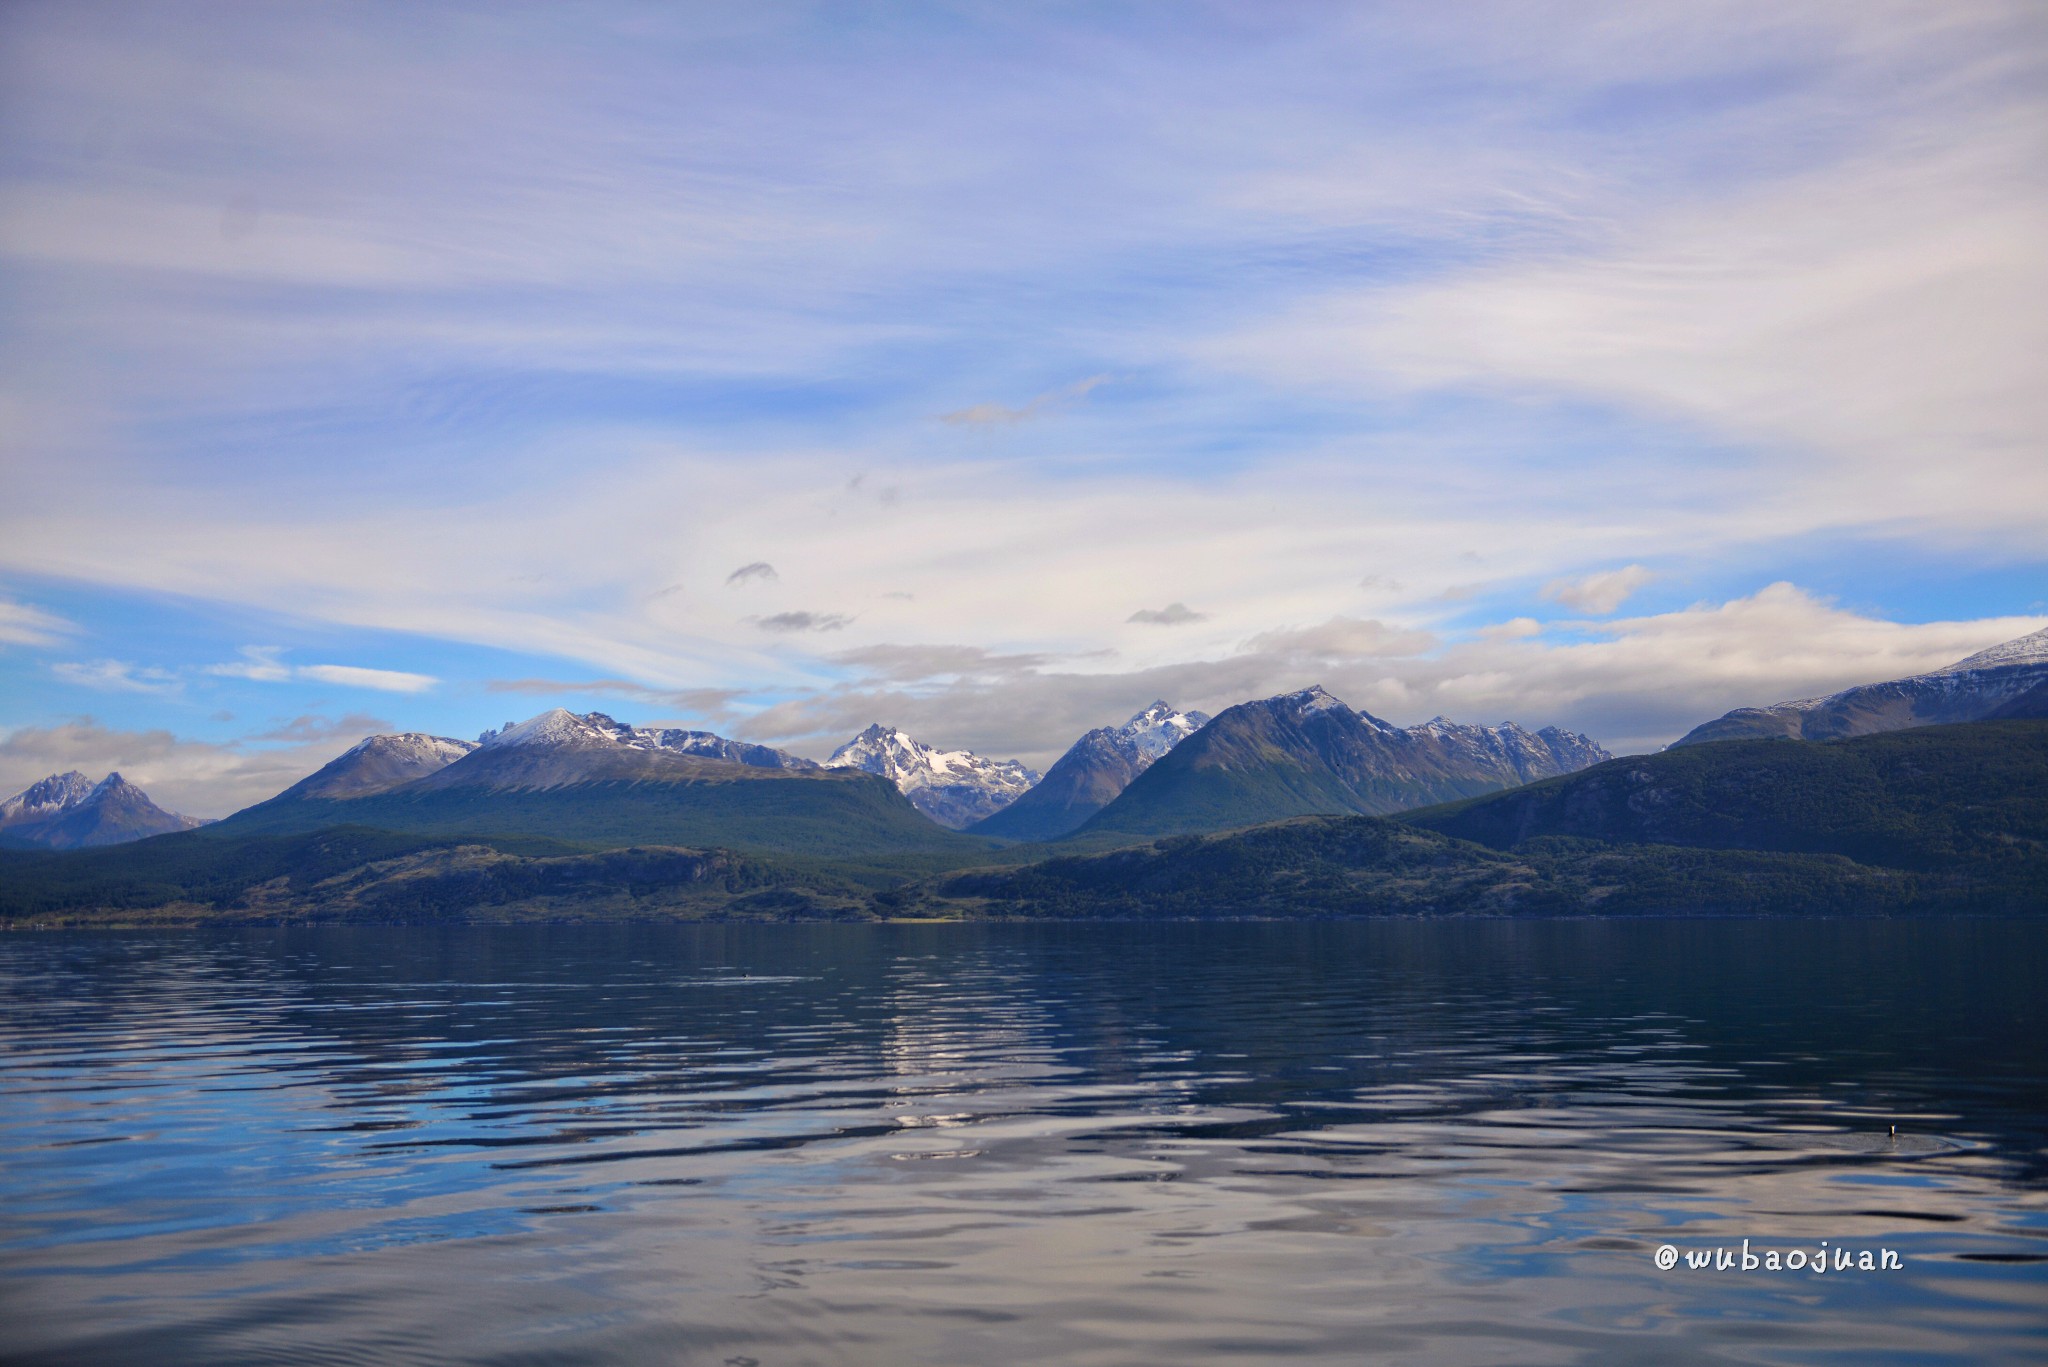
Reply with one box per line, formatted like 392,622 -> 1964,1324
1,920 -> 2043,1365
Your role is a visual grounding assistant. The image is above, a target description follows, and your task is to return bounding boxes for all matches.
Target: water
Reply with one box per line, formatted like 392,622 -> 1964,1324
1,920 -> 2043,1366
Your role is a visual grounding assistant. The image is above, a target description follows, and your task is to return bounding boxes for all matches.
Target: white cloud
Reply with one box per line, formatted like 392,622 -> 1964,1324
0,717 -> 363,818
0,598 -> 74,647
0,2 -> 2041,774
207,646 -> 293,683
1211,119 -> 2048,544
940,376 -> 1112,426
49,659 -> 181,694
295,664 -> 439,694
1128,602 -> 1207,627
1543,566 -> 1655,615
207,647 -> 436,693
733,584 -> 2043,765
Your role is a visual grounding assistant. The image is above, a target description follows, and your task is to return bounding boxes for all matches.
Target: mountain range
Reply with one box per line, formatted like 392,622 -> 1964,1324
0,771 -> 207,850
5,624 -> 2048,922
1072,686 -> 1611,838
1673,627 -> 2048,746
216,708 -> 969,861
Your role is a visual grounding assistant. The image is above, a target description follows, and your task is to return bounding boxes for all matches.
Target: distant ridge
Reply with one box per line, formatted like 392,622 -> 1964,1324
970,701 -> 1210,840
1673,626 -> 2048,747
213,710 -> 972,859
0,772 -> 206,850
828,725 -> 1037,829
1075,686 -> 1610,838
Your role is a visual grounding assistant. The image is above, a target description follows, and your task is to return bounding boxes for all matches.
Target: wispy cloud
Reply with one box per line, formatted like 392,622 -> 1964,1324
757,611 -> 853,633
830,643 -> 1064,682
725,562 -> 778,586
208,647 -> 436,693
50,659 -> 181,694
486,677 -> 744,716
0,599 -> 74,647
296,664 -> 438,694
1127,603 -> 1207,626
1543,566 -> 1655,615
940,375 -> 1112,426
0,4 -> 2040,768
253,712 -> 393,744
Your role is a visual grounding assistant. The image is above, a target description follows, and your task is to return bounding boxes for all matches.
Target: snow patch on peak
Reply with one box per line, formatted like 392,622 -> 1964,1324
1109,701 -> 1211,765
472,710 -> 813,769
1939,626 -> 2048,674
478,709 -> 608,749
1279,685 -> 1345,714
1,770 -> 96,823
88,772 -> 136,799
348,732 -> 477,763
828,724 -> 1039,828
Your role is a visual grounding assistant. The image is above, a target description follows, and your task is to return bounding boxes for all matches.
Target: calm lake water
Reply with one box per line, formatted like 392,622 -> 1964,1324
1,920 -> 2043,1366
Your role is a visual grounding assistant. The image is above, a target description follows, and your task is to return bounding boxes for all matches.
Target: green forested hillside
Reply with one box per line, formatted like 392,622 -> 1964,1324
1403,720 -> 2048,873
899,816 -> 1950,919
213,768 -> 987,860
6,720 -> 2042,927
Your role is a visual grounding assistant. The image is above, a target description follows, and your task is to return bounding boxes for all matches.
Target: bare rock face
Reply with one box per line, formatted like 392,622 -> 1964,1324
1672,627 -> 2048,747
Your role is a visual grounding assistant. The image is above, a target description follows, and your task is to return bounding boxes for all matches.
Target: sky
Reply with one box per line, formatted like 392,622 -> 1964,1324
1,0 -> 2044,817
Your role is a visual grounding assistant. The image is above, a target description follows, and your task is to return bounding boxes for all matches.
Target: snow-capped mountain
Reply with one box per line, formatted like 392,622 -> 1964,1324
970,701 -> 1211,840
0,772 -> 206,849
828,724 -> 1039,829
1406,715 -> 1612,783
1673,625 -> 2048,747
1080,685 -> 1611,837
0,770 -> 96,824
476,709 -> 816,770
276,732 -> 479,800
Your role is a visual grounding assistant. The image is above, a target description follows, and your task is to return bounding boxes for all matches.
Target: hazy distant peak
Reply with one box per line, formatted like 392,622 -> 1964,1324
1,770 -> 96,823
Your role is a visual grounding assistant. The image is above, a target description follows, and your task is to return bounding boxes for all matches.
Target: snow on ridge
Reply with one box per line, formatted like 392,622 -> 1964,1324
828,723 -> 1037,796
474,709 -> 811,769
1937,625 -> 2048,674
346,732 -> 478,762
1,770 -> 96,822
1102,701 -> 1210,766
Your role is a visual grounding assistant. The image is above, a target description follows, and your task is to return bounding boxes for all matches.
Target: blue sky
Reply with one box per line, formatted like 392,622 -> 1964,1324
2,1 -> 2044,814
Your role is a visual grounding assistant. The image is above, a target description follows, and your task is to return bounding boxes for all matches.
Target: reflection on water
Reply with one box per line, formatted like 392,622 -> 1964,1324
1,920 -> 2043,1365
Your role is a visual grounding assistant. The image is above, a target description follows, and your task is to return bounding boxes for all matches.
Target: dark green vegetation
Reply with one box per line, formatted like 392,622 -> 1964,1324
905,722 -> 2048,919
1405,719 -> 2048,873
218,764 -> 988,862
900,817 -> 1924,919
0,826 -> 882,927
3,721 -> 2042,926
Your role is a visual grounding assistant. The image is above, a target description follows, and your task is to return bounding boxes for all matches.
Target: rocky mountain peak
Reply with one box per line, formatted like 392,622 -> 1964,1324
828,724 -> 1038,829
0,770 -> 97,823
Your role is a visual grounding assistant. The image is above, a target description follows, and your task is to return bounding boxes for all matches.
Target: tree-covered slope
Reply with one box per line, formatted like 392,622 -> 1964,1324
900,816 -> 1940,919
214,765 -> 985,859
1403,720 -> 2048,873
1075,687 -> 1608,840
